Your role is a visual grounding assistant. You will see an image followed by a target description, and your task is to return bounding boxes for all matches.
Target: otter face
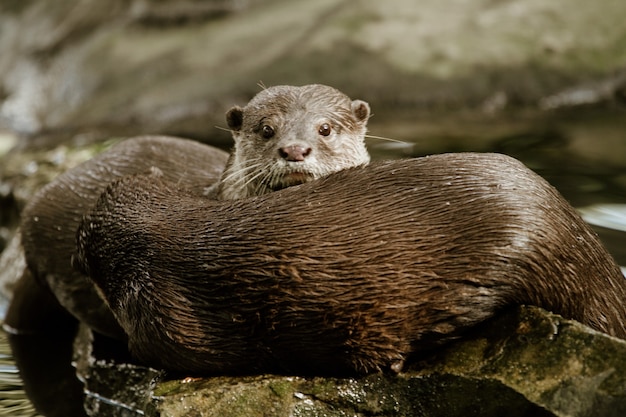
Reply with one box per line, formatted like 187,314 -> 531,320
219,84 -> 371,199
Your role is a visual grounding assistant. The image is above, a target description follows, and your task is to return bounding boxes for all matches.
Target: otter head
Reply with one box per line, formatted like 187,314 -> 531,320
218,84 -> 371,200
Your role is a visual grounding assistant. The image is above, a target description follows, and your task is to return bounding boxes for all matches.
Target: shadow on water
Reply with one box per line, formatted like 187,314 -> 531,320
2,329 -> 85,417
0,270 -> 87,417
0,270 -> 147,417
0,323 -> 159,417
0,330 -> 40,417
0,108 -> 625,416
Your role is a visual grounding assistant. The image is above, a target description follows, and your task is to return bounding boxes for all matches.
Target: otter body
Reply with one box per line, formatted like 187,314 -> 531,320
212,84 -> 371,200
76,153 -> 626,376
15,136 -> 228,338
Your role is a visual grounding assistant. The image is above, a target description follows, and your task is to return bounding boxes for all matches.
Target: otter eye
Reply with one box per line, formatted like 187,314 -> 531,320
318,123 -> 332,137
261,125 -> 275,139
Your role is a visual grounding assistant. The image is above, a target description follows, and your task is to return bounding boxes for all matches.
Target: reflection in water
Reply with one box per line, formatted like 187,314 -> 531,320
0,330 -> 39,417
580,204 -> 626,275
1,324 -> 86,417
0,295 -> 156,417
580,204 -> 626,233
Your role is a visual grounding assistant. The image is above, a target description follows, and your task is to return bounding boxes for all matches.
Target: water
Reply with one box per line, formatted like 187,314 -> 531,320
0,109 -> 624,415
0,331 -> 39,417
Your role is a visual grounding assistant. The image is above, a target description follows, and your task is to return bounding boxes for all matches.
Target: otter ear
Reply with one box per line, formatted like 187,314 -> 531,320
226,106 -> 244,131
351,100 -> 370,123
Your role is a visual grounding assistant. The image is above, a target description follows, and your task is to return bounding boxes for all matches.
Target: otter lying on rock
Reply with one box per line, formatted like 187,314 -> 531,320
75,153 -> 626,376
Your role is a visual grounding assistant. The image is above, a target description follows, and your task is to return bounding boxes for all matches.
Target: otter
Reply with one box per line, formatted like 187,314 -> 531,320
75,153 -> 626,376
210,84 -> 371,200
10,136 -> 229,339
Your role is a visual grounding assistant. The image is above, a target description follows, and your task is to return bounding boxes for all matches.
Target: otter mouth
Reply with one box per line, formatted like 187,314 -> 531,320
271,172 -> 314,191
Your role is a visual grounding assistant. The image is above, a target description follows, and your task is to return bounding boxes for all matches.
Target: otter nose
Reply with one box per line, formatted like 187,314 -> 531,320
279,145 -> 312,162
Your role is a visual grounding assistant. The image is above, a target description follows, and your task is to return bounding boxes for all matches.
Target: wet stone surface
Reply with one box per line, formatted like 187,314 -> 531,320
70,306 -> 626,417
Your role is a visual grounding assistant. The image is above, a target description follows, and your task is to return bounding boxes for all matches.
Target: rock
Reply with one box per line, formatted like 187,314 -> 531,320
148,374 -> 552,417
72,323 -> 162,417
0,139 -> 117,212
71,306 -> 626,417
418,306 -> 626,417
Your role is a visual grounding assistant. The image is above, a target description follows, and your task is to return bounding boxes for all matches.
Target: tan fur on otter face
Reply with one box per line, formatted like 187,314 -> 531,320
215,84 -> 371,200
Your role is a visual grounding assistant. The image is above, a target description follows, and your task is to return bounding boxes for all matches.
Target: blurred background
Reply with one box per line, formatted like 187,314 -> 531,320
0,0 -> 625,414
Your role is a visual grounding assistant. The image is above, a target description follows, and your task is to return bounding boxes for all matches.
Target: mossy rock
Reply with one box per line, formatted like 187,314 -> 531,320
75,306 -> 626,417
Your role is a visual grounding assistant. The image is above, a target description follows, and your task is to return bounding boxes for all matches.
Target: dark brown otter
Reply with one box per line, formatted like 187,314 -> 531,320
12,136 -> 228,339
75,153 -> 626,376
211,84 -> 371,200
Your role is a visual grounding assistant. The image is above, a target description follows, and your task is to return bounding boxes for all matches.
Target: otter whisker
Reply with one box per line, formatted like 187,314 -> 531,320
245,168 -> 268,190
219,161 -> 264,186
214,125 -> 235,134
256,162 -> 284,195
364,134 -> 409,145
266,170 -> 283,192
215,161 -> 267,199
241,161 -> 276,196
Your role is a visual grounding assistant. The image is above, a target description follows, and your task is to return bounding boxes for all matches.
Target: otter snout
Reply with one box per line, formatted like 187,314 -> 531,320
279,145 -> 312,162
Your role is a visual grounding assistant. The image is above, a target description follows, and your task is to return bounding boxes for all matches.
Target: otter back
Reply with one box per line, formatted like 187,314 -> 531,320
76,153 -> 626,375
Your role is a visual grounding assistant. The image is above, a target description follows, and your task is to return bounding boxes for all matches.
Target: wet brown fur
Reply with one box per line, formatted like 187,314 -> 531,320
75,153 -> 626,376
16,136 -> 228,338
